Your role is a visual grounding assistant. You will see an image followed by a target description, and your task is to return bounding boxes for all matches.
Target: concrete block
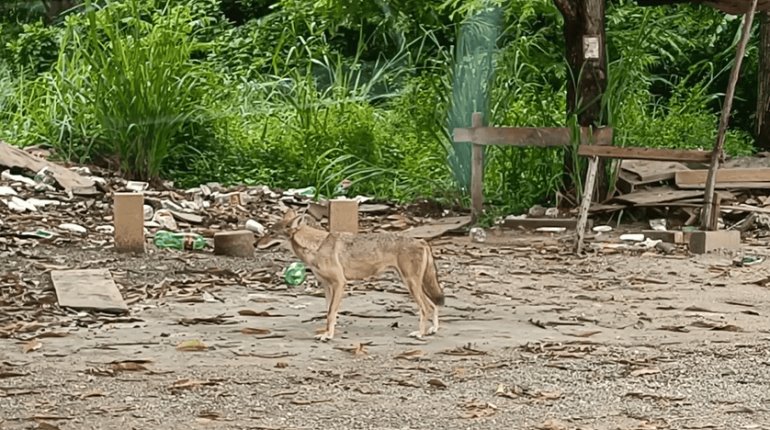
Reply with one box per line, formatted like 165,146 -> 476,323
688,230 -> 741,254
328,199 -> 358,233
113,192 -> 145,253
642,230 -> 685,244
214,230 -> 254,257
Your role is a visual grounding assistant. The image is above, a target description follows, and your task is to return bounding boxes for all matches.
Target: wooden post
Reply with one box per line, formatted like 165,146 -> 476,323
470,112 -> 484,223
575,154 -> 599,255
701,0 -> 759,230
113,192 -> 145,253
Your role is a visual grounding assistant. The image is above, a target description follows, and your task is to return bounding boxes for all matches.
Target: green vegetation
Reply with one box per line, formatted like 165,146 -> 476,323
0,0 -> 760,213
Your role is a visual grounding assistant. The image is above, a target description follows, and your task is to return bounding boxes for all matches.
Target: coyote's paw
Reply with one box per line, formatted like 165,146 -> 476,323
408,330 -> 425,340
314,332 -> 333,342
427,326 -> 438,336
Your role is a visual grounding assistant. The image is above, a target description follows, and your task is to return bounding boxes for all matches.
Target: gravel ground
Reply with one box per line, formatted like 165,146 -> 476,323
3,230 -> 770,429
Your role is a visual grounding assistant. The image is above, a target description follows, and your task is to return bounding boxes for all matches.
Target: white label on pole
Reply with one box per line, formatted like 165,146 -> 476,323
583,36 -> 600,59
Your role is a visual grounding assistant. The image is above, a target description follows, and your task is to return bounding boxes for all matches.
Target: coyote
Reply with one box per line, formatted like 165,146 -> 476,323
263,208 -> 445,341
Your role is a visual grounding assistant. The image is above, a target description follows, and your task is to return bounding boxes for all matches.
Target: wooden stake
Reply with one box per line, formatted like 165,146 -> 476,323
701,0 -> 759,230
575,155 -> 599,255
470,112 -> 484,223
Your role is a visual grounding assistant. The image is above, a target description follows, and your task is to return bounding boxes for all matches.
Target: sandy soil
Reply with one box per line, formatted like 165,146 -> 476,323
3,230 -> 770,429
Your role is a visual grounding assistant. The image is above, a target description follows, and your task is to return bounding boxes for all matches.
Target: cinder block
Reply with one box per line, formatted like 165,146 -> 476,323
688,230 -> 741,254
113,192 -> 145,253
214,230 -> 254,257
328,199 -> 358,233
642,230 -> 685,244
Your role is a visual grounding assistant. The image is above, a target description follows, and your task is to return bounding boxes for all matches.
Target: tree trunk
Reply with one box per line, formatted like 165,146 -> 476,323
554,0 -> 608,203
759,12 -> 770,151
43,0 -> 78,24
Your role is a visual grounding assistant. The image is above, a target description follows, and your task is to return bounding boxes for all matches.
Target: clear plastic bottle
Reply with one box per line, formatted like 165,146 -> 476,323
153,230 -> 207,250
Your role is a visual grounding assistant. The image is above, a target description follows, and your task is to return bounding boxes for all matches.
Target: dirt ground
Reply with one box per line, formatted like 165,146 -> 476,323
3,229 -> 770,430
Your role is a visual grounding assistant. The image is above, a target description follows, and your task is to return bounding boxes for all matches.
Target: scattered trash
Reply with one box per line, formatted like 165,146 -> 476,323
285,186 -> 316,198
649,218 -> 667,231
151,209 -> 178,231
535,227 -> 566,233
126,181 -> 149,192
284,262 -> 306,286
469,227 -> 486,243
143,204 -> 154,221
619,233 -> 645,242
245,219 -> 266,236
153,230 -> 207,251
592,225 -> 612,233
544,207 -> 559,218
734,255 -> 765,267
33,166 -> 56,191
0,185 -> 17,196
57,223 -> 87,235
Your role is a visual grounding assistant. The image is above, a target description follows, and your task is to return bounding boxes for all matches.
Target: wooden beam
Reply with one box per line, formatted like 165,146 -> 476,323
470,113 -> 484,223
453,126 -> 613,147
676,168 -> 770,187
577,145 -> 712,162
701,0 -> 758,230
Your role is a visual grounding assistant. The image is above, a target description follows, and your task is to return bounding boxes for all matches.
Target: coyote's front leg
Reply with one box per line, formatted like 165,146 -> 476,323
314,272 -> 345,342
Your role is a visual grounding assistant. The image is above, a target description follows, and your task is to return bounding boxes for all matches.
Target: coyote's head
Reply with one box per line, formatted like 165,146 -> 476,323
256,208 -> 307,249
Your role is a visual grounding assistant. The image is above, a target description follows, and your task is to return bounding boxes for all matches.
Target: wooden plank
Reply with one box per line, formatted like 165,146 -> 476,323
575,156 -> 599,254
51,269 -> 128,314
502,217 -> 593,230
578,145 -> 712,162
453,126 -> 613,147
470,113 -> 484,223
617,170 -> 642,194
614,187 -> 704,205
675,168 -> 770,187
677,181 -> 770,190
403,216 -> 471,240
621,160 -> 690,183
0,140 -> 96,193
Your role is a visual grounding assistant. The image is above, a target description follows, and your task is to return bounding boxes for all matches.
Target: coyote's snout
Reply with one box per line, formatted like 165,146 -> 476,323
266,208 -> 445,341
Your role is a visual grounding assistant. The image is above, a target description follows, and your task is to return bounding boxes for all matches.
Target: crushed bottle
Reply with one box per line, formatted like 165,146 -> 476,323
284,262 -> 306,286
153,230 -> 207,251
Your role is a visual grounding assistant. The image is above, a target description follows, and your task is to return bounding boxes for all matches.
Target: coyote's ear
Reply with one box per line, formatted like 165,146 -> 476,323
288,213 -> 304,230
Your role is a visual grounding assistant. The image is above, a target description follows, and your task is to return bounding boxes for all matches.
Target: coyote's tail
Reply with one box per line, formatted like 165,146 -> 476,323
421,245 -> 445,306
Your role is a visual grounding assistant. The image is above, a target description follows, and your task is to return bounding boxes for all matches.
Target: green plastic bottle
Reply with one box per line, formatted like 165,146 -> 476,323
284,262 -> 306,286
153,230 -> 207,251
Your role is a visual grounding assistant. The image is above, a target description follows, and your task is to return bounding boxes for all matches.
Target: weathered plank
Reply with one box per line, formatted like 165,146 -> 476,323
614,187 -> 704,205
453,126 -> 613,147
403,216 -> 471,240
575,156 -> 599,255
51,269 -> 128,314
502,217 -> 593,230
675,168 -> 770,187
470,113 -> 484,223
0,140 -> 96,193
621,160 -> 690,183
578,145 -> 712,162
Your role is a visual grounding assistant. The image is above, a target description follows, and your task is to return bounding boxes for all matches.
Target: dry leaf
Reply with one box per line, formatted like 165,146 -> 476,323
536,390 -> 563,401
176,339 -> 208,351
630,367 -> 661,377
241,327 -> 271,335
275,362 -> 288,369
394,349 -> 425,360
23,339 -> 42,353
427,378 -> 447,389
79,389 -> 106,399
460,400 -> 497,419
440,344 -> 486,356
34,422 -> 61,430
536,418 -> 569,430
334,342 -> 369,356
169,378 -> 218,390
290,397 -> 333,405
109,360 -> 151,372
238,309 -> 283,317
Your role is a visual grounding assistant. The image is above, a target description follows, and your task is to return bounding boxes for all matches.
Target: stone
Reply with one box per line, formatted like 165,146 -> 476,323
214,230 -> 255,257
689,230 -> 741,254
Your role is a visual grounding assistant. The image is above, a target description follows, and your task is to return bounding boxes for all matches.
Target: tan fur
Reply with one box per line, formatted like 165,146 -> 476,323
266,208 -> 445,341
